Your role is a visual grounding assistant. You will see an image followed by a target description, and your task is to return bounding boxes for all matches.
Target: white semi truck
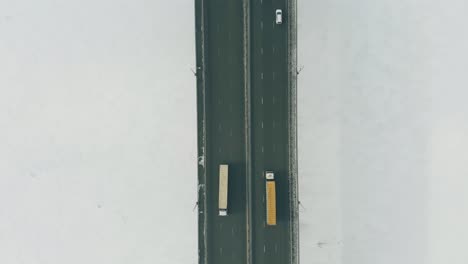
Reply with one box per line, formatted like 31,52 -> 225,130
218,164 -> 229,216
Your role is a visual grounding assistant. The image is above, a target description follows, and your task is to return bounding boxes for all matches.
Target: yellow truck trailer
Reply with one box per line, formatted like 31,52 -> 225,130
265,171 -> 277,226
218,164 -> 229,216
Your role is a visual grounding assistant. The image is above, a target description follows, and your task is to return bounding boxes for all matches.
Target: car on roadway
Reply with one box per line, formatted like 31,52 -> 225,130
275,9 -> 283,24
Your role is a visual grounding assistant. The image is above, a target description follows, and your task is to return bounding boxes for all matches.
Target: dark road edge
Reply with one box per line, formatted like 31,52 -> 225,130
287,0 -> 299,263
195,0 -> 208,263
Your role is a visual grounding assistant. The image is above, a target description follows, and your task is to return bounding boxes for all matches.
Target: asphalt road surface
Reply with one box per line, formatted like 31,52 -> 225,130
250,0 -> 291,263
196,1 -> 298,264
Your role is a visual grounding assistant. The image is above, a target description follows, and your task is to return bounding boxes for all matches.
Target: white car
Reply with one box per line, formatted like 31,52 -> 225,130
275,9 -> 282,24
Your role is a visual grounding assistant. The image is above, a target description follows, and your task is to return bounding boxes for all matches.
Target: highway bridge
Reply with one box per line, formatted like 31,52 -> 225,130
195,1 -> 298,263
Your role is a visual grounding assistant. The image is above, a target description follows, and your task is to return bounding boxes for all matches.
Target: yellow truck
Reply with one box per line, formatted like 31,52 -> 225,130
218,164 -> 229,216
265,171 -> 277,226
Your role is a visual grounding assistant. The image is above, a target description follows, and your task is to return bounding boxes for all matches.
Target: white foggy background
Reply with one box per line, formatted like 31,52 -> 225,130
299,1 -> 468,264
0,0 -> 467,264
